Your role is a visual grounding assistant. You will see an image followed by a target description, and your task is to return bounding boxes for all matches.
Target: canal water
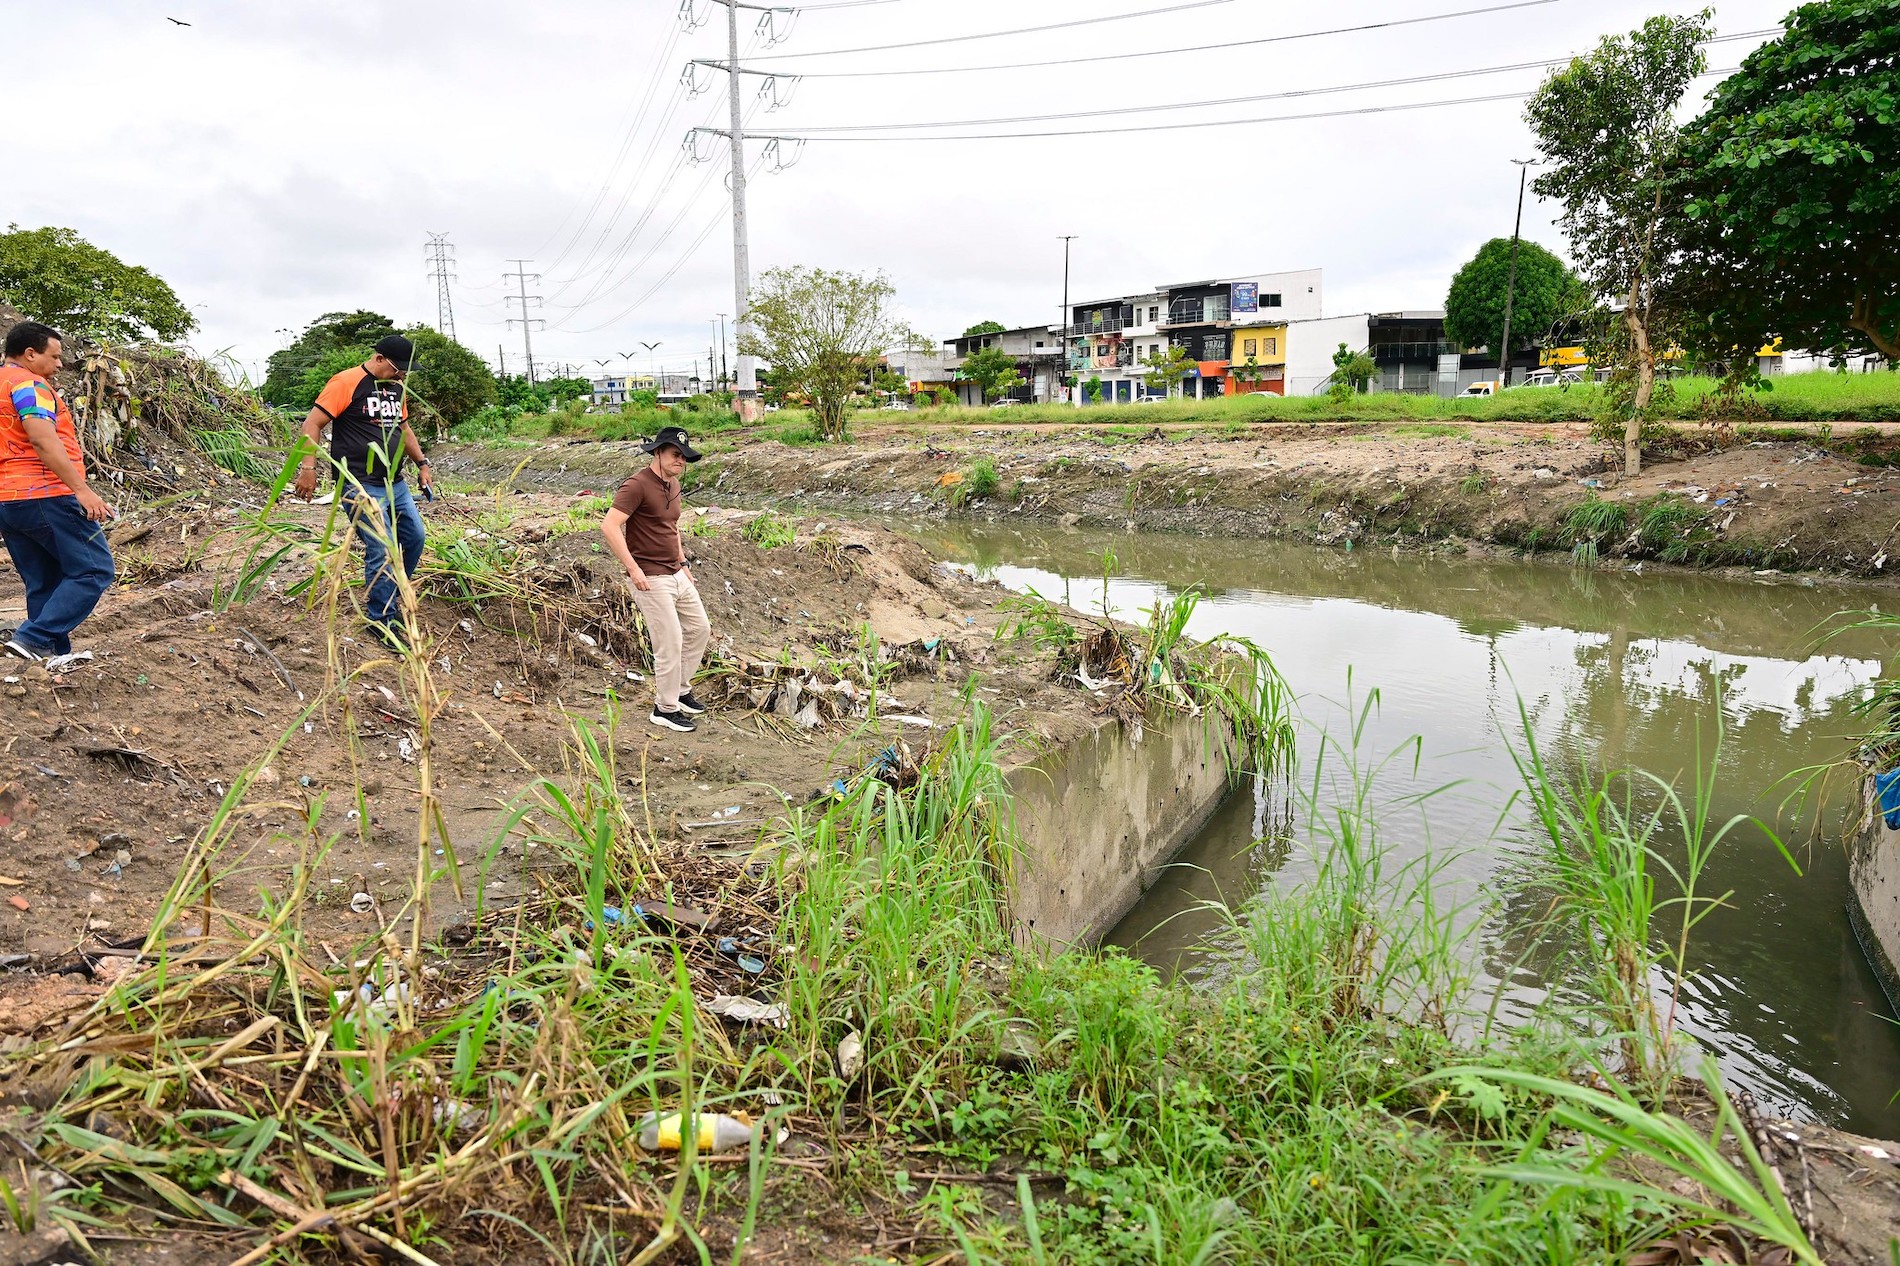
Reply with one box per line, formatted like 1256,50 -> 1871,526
911,522 -> 1900,1139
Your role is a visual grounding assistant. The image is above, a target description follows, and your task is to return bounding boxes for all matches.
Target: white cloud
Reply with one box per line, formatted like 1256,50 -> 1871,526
18,0 -> 1785,381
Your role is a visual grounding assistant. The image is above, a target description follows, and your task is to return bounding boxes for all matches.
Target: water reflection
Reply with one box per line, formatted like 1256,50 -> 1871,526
913,522 -> 1900,1138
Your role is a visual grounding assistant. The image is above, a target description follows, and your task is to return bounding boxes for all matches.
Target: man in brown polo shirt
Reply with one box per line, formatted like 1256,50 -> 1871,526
601,425 -> 710,732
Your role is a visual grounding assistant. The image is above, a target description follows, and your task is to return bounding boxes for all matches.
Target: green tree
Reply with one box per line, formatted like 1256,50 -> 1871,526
1676,0 -> 1900,365
741,266 -> 908,441
873,366 -> 908,399
1444,237 -> 1578,364
540,375 -> 593,406
1141,344 -> 1194,397
403,326 -> 497,433
1526,9 -> 1712,474
1328,343 -> 1377,401
962,320 -> 1006,338
961,345 -> 1023,402
264,310 -> 396,406
0,224 -> 195,344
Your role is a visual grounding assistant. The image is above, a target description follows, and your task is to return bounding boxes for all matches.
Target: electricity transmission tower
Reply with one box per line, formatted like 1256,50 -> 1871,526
681,0 -> 804,421
503,259 -> 545,386
425,232 -> 458,341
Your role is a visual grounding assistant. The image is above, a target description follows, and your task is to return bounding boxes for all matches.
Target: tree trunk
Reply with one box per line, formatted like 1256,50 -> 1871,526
1623,277 -> 1654,477
1848,290 -> 1900,361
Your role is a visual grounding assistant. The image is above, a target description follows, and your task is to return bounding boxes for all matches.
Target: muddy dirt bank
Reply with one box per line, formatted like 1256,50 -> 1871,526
435,421 -> 1900,579
0,493 -> 1099,977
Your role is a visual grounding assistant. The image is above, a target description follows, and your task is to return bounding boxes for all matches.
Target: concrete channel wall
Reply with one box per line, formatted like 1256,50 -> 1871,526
1007,706 -> 1237,951
1850,774 -> 1900,1011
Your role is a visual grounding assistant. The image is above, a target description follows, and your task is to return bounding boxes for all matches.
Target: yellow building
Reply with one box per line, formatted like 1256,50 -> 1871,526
1229,324 -> 1287,396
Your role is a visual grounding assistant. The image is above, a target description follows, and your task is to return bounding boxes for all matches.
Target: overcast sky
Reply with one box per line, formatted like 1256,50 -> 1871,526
25,0 -> 1788,383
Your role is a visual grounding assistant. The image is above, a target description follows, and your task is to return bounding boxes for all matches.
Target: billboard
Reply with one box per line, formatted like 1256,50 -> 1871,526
1231,282 -> 1259,314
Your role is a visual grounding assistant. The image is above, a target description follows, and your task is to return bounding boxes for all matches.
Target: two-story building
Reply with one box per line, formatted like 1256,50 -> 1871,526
1228,324 -> 1288,395
943,325 -> 1064,407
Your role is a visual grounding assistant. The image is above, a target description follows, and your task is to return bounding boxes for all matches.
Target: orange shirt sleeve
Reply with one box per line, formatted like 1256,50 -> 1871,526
313,368 -> 360,419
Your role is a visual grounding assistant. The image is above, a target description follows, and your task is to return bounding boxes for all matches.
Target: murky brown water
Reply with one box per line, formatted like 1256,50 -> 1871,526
911,521 -> 1900,1139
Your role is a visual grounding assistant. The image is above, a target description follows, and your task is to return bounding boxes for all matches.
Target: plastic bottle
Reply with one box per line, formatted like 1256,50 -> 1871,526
636,1110 -> 758,1154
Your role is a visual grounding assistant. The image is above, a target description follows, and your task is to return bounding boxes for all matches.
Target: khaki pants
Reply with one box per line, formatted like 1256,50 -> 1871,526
629,571 -> 709,712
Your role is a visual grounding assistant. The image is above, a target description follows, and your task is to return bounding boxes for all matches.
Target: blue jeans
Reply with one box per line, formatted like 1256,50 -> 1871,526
344,481 -> 425,631
0,495 -> 116,656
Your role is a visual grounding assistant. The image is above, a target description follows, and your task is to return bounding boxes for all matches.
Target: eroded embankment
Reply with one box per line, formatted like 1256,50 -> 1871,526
437,422 -> 1900,578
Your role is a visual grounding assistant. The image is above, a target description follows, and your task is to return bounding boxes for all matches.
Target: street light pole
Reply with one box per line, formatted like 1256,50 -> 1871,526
1496,160 -> 1534,390
1059,234 -> 1078,407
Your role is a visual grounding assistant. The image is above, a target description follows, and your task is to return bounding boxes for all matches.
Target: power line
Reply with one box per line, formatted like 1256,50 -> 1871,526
782,32 -> 1775,133
556,154 -> 769,335
425,232 -> 458,342
761,69 -> 1740,143
756,0 -> 1562,77
756,0 -> 1236,60
532,18 -> 688,267
544,27 -> 770,301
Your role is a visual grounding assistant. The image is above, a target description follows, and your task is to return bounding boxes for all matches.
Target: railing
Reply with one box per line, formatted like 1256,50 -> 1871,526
1067,316 -> 1131,337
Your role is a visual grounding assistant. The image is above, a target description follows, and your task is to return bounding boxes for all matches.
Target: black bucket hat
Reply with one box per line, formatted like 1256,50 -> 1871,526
642,425 -> 702,462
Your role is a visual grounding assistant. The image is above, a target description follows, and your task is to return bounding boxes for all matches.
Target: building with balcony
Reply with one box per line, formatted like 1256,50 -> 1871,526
1066,292 -> 1164,403
943,324 -> 1064,407
1161,269 -> 1322,397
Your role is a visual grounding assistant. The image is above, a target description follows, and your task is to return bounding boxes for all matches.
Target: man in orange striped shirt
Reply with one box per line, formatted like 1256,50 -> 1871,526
0,322 -> 115,662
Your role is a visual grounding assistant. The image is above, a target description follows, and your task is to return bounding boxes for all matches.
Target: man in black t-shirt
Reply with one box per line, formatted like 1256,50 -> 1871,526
293,334 -> 434,650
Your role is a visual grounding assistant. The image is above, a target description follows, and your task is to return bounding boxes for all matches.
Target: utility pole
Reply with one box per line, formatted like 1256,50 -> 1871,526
425,232 -> 458,341
1060,234 -> 1078,406
497,344 -> 507,381
716,313 -> 728,390
1495,161 -> 1534,390
684,2 -> 802,422
503,259 -> 544,386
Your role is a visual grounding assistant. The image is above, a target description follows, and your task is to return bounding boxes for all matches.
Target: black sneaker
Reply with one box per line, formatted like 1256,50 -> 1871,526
370,622 -> 409,655
4,638 -> 45,662
676,691 -> 707,716
649,708 -> 697,733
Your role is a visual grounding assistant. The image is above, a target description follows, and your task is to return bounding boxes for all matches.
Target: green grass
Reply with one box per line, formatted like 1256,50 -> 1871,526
1562,495 -> 1628,546
736,371 -> 1899,431
742,509 -> 796,549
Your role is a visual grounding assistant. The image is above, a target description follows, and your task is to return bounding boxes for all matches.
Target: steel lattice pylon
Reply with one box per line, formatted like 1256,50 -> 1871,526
425,232 -> 458,342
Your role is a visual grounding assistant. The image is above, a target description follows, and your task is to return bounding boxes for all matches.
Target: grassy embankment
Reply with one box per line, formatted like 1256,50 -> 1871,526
0,457 -> 1829,1263
443,371 -> 1900,453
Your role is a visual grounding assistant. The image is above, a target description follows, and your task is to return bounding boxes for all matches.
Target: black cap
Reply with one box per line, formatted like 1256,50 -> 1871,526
642,425 -> 702,462
372,334 -> 420,373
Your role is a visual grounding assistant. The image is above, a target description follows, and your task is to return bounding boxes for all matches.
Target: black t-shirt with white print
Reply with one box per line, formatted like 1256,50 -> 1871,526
313,365 -> 410,484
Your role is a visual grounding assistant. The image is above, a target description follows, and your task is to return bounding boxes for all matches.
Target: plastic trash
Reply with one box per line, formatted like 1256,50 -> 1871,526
704,994 -> 788,1027
717,937 -> 767,974
1877,768 -> 1900,830
838,1030 -> 864,1080
637,1110 -> 760,1154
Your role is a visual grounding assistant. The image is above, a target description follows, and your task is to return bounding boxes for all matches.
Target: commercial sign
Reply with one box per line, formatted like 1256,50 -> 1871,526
1231,282 -> 1259,314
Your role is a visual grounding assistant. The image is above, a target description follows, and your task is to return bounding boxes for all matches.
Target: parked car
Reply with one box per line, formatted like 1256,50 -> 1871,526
989,399 -> 1021,409
1460,381 -> 1500,397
